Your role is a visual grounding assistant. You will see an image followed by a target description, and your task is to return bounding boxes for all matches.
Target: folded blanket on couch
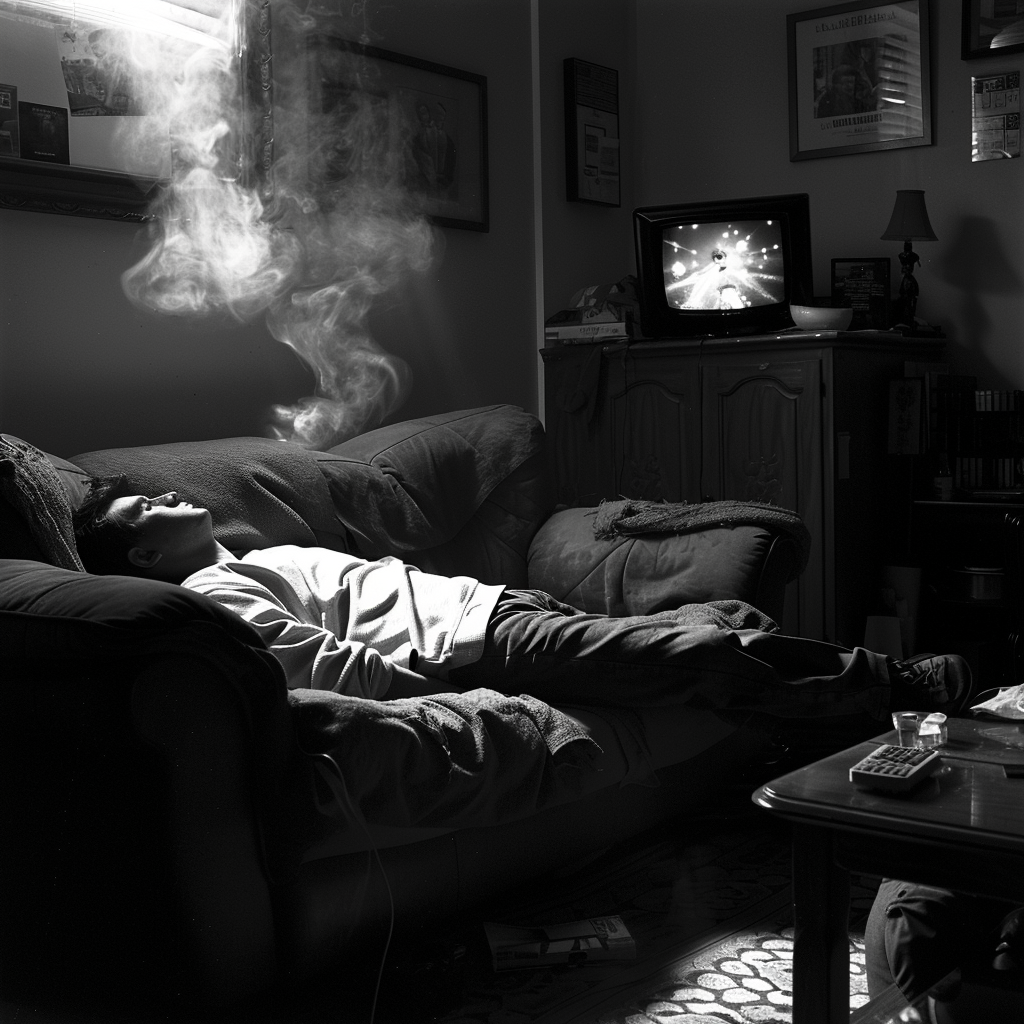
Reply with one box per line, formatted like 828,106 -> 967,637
591,498 -> 811,574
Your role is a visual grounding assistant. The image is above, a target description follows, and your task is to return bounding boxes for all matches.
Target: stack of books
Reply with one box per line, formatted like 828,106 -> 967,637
483,915 -> 635,971
544,308 -> 631,345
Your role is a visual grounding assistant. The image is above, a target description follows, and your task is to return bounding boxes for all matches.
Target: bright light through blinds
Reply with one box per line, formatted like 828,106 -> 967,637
2,1 -> 235,49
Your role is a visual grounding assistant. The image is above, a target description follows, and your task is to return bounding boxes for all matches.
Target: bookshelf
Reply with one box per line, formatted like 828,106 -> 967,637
919,373 -> 1024,499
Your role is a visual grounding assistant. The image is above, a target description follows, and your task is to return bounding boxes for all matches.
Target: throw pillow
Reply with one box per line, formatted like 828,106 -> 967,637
0,434 -> 84,571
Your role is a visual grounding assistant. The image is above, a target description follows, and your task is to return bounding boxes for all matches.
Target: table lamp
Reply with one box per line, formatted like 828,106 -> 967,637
881,189 -> 937,329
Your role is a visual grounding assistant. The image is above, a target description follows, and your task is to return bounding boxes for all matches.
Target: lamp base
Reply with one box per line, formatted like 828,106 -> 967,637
892,321 -> 944,338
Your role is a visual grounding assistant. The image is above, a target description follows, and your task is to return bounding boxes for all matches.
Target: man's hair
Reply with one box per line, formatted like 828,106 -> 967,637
73,474 -> 148,577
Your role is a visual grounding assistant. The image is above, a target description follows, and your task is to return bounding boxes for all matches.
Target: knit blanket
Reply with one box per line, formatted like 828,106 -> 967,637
592,498 -> 811,573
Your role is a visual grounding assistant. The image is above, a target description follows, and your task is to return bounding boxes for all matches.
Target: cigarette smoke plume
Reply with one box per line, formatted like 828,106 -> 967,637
112,0 -> 435,448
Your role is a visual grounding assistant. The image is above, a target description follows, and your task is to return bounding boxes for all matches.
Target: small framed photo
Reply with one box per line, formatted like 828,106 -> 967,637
306,36 -> 488,231
962,1 -> 1024,60
831,257 -> 891,330
787,1 -> 932,161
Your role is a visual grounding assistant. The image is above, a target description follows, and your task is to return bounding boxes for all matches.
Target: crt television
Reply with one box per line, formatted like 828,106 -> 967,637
633,193 -> 813,339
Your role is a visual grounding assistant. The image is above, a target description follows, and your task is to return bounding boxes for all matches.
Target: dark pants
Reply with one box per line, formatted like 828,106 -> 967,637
448,589 -> 893,720
866,879 -> 1022,1018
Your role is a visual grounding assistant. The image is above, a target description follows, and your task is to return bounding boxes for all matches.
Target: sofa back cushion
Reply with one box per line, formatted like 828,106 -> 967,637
2,405 -> 548,588
72,436 -> 344,555
315,405 -> 550,585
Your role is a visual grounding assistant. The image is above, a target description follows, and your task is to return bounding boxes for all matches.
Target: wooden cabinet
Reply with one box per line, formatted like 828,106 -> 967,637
541,333 -> 945,644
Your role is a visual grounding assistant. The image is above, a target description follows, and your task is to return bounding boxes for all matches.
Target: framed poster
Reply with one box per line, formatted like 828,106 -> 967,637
831,257 -> 891,329
787,0 -> 932,161
962,1 -> 1024,60
972,69 -> 1021,160
564,58 -> 620,206
306,36 -> 488,231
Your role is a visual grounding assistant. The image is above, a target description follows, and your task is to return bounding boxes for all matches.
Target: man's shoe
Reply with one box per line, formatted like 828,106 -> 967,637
889,654 -> 973,715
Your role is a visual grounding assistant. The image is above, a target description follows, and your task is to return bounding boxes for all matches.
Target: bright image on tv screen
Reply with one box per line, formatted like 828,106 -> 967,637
662,219 -> 785,310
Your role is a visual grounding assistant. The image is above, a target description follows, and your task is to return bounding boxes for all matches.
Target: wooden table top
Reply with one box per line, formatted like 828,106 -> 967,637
753,717 -> 1024,855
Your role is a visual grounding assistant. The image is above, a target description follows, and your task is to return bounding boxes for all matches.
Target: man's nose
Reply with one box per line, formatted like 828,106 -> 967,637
153,492 -> 179,506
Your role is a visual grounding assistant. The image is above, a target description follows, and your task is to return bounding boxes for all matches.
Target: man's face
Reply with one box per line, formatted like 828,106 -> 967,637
108,492 -> 215,573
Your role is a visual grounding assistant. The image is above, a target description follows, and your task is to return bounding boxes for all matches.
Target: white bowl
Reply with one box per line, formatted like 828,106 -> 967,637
789,304 -> 853,331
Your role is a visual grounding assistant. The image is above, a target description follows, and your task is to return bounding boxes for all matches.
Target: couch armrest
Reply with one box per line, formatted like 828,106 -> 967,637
527,506 -> 803,625
0,633 -> 295,1012
0,559 -> 298,1011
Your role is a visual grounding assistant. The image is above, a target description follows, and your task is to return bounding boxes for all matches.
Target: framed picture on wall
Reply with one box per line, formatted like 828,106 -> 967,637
306,36 -> 488,231
962,1 -> 1024,60
787,0 -> 933,160
564,58 -> 620,207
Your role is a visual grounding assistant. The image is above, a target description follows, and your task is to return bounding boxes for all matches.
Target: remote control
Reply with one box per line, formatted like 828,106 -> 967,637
849,744 -> 943,793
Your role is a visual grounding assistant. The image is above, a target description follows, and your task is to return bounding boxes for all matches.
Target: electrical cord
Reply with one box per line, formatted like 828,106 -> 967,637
312,751 -> 395,1024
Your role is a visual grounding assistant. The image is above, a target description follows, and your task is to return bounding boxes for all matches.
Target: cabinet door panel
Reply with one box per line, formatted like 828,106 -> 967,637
703,358 -> 825,639
542,347 -> 608,507
606,360 -> 700,502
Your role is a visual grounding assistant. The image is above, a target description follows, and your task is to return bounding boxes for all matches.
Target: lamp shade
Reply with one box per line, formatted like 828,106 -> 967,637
881,189 -> 937,241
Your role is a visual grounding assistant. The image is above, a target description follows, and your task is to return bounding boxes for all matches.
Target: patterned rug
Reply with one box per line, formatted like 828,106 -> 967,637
381,805 -> 881,1024
268,800 -> 879,1024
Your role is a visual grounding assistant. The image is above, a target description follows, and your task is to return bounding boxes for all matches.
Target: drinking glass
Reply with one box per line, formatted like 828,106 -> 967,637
892,711 -> 924,747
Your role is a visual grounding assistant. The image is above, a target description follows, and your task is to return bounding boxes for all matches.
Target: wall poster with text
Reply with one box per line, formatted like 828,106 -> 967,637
788,0 -> 932,160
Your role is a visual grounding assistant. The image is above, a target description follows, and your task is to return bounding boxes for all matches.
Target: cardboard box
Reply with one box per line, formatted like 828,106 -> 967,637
483,915 -> 635,971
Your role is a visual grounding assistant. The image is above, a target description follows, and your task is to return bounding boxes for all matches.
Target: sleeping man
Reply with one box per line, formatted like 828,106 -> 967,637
72,482 -> 972,725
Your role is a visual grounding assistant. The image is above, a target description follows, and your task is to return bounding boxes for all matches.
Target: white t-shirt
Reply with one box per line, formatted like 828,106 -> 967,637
183,545 -> 504,699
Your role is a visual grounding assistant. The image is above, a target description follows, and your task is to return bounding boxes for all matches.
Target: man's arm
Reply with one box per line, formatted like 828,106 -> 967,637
185,569 -> 437,699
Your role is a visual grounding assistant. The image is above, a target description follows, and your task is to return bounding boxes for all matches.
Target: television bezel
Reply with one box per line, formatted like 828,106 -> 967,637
633,193 -> 813,340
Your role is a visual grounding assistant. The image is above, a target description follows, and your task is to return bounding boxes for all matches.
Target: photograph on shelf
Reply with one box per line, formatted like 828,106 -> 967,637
831,257 -> 891,329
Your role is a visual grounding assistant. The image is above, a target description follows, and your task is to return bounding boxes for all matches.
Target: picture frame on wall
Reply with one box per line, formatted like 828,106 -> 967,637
962,1 -> 1024,60
563,58 -> 620,207
787,0 -> 933,161
306,35 -> 488,231
831,257 -> 891,330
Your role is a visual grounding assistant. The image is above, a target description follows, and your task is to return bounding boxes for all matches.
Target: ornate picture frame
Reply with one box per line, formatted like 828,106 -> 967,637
787,0 -> 933,161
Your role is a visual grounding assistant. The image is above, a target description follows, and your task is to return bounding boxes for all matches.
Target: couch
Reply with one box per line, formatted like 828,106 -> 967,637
0,404 -> 809,1016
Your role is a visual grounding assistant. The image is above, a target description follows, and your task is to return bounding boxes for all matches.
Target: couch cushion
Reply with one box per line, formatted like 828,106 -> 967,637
314,405 -> 549,571
527,506 -> 776,617
72,437 -> 346,555
0,434 -> 86,571
69,407 -> 548,577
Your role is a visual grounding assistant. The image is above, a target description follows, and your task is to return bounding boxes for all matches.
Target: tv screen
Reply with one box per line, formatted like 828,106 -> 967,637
634,194 -> 812,339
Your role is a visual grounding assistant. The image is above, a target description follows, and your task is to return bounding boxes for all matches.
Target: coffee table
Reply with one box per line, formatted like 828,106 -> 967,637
752,716 -> 1024,1024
